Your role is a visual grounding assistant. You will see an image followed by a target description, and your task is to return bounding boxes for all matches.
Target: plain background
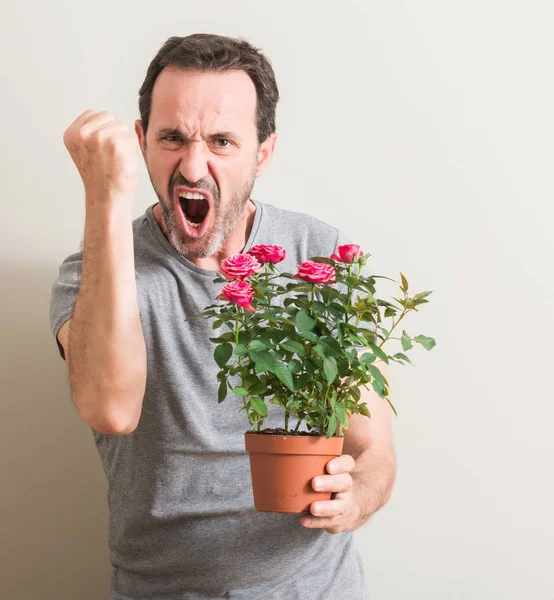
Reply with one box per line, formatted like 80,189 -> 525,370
1,1 -> 553,598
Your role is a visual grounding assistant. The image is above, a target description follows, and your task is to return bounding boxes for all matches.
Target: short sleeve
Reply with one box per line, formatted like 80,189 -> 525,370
49,251 -> 83,361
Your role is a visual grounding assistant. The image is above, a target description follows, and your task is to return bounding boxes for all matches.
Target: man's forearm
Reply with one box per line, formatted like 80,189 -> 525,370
70,196 -> 146,434
350,443 -> 397,528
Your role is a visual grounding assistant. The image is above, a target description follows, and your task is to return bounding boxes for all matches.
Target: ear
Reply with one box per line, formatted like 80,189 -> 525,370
255,132 -> 278,178
135,120 -> 146,157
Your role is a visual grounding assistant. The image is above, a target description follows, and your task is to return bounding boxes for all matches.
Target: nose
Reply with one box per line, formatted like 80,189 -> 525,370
178,140 -> 210,184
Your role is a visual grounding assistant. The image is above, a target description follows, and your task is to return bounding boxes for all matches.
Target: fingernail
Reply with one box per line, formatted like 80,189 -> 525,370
313,503 -> 321,515
314,478 -> 324,490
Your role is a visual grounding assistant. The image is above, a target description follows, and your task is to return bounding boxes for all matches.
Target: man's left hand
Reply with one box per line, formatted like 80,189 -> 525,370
299,453 -> 361,534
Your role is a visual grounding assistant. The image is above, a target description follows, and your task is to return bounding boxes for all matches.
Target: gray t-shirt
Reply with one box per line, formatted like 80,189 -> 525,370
50,198 -> 371,600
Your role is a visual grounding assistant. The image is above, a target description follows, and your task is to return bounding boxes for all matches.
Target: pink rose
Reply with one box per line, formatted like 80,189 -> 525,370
330,243 -> 364,264
220,253 -> 261,280
293,260 -> 336,284
247,244 -> 286,264
217,280 -> 256,313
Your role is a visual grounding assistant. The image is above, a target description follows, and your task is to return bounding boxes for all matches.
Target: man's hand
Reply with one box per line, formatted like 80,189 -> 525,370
299,453 -> 361,534
63,109 -> 138,205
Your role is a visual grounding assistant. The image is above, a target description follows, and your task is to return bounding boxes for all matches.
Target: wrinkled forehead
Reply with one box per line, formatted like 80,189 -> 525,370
149,67 -> 258,135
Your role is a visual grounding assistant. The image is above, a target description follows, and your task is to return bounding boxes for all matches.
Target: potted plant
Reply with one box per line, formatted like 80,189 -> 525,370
184,242 -> 435,513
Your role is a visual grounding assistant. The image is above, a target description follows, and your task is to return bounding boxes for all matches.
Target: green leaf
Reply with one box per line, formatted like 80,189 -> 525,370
210,332 -> 234,343
323,356 -> 338,385
386,395 -> 398,417
335,403 -> 347,426
304,358 -> 318,374
289,283 -> 315,293
232,386 -> 249,396
250,350 -> 276,372
280,340 -> 305,357
269,331 -> 288,344
218,379 -> 227,403
250,396 -> 268,416
234,344 -> 249,356
414,290 -> 433,301
401,331 -> 413,351
414,335 -> 436,350
326,304 -> 344,319
359,403 -> 371,418
312,301 -> 328,317
314,343 -> 326,359
360,329 -> 378,345
238,331 -> 251,345
326,414 -> 338,437
318,336 -> 342,357
214,343 -> 233,368
289,359 -> 302,374
295,309 -> 316,332
275,363 -> 296,391
368,343 -> 389,364
393,352 -> 413,365
384,307 -> 397,318
248,382 -> 268,395
212,319 -> 224,329
184,313 -> 204,323
360,352 -> 376,364
299,330 -> 318,342
400,271 -> 409,293
308,256 -> 335,265
319,287 -> 341,303
248,340 -> 268,352
367,363 -> 385,385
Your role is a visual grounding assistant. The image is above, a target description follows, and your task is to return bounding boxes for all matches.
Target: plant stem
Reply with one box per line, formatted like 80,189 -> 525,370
235,306 -> 253,429
311,283 -> 317,320
265,263 -> 271,309
345,264 -> 353,325
378,308 -> 408,349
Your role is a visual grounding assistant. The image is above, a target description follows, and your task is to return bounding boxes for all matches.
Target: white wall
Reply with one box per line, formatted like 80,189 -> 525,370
1,1 -> 552,598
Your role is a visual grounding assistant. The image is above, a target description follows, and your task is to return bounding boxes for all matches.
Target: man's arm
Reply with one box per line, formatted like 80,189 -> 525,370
301,357 -> 397,532
342,357 -> 396,527
60,109 -> 147,435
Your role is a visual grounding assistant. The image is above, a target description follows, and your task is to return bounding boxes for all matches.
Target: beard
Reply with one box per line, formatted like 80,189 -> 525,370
146,162 -> 257,260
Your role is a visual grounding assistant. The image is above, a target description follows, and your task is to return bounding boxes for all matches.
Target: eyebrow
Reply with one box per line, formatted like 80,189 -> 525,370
156,127 -> 239,140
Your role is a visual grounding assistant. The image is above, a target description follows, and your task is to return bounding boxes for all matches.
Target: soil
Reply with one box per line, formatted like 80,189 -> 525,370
246,427 -> 343,437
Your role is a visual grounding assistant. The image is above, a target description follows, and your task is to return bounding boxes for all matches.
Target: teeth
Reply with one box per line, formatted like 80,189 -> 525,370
179,191 -> 206,200
185,218 -> 202,229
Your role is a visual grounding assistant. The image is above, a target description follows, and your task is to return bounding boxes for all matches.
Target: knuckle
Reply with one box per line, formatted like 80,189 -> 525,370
98,110 -> 116,121
77,125 -> 90,142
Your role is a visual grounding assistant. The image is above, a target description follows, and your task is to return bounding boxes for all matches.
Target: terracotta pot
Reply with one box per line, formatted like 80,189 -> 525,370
244,431 -> 345,513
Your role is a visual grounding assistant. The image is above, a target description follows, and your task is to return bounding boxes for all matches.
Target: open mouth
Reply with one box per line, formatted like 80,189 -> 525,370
178,192 -> 210,228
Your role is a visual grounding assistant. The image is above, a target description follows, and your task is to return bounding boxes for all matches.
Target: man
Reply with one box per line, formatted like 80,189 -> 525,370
50,33 -> 396,600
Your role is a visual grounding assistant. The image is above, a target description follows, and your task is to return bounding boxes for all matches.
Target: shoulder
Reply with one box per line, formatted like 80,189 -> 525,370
256,200 -> 340,256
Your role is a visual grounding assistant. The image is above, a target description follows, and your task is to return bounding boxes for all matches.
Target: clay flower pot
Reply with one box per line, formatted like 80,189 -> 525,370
244,431 -> 345,513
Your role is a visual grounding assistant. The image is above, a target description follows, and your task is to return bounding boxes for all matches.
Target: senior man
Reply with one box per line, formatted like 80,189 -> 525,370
50,33 -> 396,600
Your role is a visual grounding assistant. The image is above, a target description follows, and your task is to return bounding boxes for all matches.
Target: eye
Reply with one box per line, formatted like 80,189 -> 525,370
214,138 -> 231,148
162,135 -> 181,142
